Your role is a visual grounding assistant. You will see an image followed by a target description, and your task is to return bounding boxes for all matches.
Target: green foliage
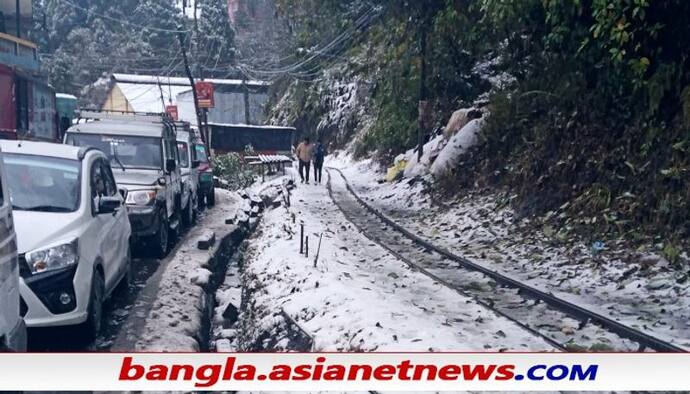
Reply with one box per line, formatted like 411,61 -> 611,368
212,153 -> 255,191
270,0 -> 690,246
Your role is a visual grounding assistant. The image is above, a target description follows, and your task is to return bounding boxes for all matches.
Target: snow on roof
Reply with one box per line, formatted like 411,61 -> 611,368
56,93 -> 78,100
116,82 -> 191,113
207,122 -> 296,131
112,73 -> 269,87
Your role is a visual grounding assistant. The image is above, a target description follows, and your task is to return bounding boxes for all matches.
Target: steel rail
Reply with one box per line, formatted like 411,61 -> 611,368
325,171 -> 566,351
327,167 -> 686,353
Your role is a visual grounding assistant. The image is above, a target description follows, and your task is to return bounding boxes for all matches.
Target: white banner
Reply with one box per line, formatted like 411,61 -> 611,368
0,353 -> 688,391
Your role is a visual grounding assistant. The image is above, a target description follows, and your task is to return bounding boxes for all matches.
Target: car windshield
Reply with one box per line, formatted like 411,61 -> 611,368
66,133 -> 163,170
194,144 -> 209,163
177,142 -> 189,167
2,154 -> 81,213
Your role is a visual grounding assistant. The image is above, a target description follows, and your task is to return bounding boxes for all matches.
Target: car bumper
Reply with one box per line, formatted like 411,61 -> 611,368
3,318 -> 27,351
20,265 -> 88,328
127,206 -> 160,238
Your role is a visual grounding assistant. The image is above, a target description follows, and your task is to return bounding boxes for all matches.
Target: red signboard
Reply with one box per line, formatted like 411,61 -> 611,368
195,81 -> 214,108
165,105 -> 179,120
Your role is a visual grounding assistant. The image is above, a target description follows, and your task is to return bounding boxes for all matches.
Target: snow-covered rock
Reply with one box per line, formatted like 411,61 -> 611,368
430,118 -> 484,178
402,134 -> 447,179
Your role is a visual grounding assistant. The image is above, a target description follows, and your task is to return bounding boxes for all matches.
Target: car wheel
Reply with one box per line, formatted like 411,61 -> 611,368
191,197 -> 198,224
81,270 -> 105,341
208,189 -> 216,207
197,191 -> 205,210
182,197 -> 193,228
153,211 -> 169,259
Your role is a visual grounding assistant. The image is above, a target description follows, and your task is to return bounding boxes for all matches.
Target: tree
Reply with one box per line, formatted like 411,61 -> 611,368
196,0 -> 236,76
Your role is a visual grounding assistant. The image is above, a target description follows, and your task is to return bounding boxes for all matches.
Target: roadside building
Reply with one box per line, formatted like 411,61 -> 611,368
176,80 -> 269,126
99,73 -> 269,126
0,0 -> 59,141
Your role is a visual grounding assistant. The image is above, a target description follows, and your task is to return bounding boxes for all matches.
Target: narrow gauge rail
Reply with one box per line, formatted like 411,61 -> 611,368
326,168 -> 686,353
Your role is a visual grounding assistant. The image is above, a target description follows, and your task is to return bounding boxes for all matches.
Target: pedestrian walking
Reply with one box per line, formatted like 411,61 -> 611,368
313,140 -> 327,184
295,137 -> 314,184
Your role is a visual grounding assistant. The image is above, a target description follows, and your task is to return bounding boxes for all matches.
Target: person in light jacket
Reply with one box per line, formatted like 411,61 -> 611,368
295,137 -> 314,184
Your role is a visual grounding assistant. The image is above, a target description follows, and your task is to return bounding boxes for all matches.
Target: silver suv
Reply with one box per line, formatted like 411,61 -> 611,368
65,112 -> 182,258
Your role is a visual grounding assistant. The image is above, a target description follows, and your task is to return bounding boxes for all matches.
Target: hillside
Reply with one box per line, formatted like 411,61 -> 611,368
252,0 -> 690,265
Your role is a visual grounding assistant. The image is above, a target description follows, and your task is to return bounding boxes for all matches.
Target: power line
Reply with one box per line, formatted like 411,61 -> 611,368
235,7 -> 379,81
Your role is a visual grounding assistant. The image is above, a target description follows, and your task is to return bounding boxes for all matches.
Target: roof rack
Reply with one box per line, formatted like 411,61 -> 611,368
78,109 -> 174,124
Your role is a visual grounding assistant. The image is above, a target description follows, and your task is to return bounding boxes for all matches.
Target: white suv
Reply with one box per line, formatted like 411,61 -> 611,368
0,141 -> 132,339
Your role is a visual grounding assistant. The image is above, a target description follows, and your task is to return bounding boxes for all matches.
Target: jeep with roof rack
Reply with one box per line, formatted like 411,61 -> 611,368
64,110 -> 183,258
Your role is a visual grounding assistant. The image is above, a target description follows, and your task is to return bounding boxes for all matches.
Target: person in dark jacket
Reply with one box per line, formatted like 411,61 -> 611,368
312,140 -> 327,184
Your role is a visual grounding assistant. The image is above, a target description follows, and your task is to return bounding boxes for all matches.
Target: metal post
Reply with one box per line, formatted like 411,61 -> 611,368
300,223 -> 304,254
305,236 -> 309,258
177,33 -> 205,145
15,0 -> 21,38
314,233 -> 323,268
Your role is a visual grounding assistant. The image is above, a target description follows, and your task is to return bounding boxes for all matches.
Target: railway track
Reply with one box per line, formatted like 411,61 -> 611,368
326,168 -> 686,353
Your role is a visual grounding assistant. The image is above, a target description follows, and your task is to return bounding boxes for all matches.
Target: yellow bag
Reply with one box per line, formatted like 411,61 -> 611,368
385,159 -> 407,182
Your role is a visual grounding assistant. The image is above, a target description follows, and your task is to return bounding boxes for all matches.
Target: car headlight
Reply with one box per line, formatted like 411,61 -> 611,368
126,190 -> 157,206
25,239 -> 78,274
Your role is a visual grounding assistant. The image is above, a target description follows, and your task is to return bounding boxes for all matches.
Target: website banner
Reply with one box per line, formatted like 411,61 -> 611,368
0,353 -> 688,391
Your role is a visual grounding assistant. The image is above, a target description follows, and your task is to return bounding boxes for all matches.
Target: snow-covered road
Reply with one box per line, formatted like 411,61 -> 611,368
237,171 -> 554,352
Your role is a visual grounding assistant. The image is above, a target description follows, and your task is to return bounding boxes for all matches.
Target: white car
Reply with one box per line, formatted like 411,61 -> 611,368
0,147 -> 26,351
0,140 -> 132,339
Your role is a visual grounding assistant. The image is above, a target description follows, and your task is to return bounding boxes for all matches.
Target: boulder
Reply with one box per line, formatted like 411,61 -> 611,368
403,134 -> 447,179
443,108 -> 483,139
431,118 -> 484,178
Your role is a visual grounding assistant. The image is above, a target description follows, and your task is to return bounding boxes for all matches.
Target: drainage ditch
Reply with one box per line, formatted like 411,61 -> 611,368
209,181 -> 315,352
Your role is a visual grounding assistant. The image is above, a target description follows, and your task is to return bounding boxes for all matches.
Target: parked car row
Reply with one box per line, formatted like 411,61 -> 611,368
0,111 -> 214,350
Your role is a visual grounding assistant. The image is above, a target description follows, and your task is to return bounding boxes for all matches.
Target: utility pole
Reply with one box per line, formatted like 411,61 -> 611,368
417,14 -> 430,161
156,77 -> 166,113
177,32 -> 206,145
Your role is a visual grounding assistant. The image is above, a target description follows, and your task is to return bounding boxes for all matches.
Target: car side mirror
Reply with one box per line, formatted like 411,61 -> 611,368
166,158 -> 177,173
119,188 -> 128,200
192,160 -> 200,168
98,196 -> 121,215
